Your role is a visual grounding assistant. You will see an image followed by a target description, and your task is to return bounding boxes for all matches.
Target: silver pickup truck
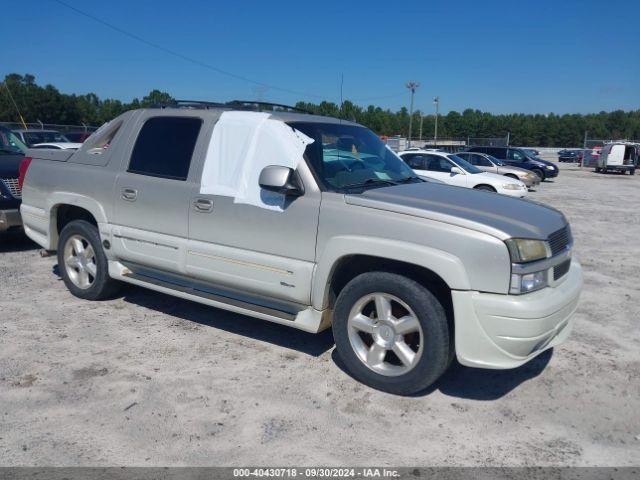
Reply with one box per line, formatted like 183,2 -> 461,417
20,103 -> 582,395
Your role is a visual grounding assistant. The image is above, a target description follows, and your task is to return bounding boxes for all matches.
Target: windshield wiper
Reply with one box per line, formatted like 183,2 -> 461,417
395,176 -> 423,184
341,178 -> 400,190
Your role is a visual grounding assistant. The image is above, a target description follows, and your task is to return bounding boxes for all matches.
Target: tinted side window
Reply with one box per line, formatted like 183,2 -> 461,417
472,154 -> 493,167
129,117 -> 202,180
487,147 -> 506,159
425,155 -> 452,172
402,154 -> 425,169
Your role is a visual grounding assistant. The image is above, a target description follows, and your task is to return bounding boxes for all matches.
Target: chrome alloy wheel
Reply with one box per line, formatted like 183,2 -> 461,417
347,293 -> 424,376
63,234 -> 97,289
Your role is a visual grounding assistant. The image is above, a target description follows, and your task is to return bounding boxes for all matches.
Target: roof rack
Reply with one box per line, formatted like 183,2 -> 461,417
151,99 -> 313,115
226,100 -> 313,114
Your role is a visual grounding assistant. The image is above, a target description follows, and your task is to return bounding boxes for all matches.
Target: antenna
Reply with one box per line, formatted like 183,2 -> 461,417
2,82 -> 28,129
339,73 -> 344,123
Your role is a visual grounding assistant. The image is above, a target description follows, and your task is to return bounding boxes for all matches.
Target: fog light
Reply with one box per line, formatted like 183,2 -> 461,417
510,270 -> 547,294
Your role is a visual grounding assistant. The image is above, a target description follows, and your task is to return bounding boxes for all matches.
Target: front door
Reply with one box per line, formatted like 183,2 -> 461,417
186,160 -> 321,306
420,154 -> 468,187
111,114 -> 205,274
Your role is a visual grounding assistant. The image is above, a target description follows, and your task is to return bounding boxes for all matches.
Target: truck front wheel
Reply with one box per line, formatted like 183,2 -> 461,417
57,220 -> 120,300
332,271 -> 451,395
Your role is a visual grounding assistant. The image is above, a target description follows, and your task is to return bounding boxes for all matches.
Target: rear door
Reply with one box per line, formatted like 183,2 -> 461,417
111,114 -> 205,274
607,145 -> 625,166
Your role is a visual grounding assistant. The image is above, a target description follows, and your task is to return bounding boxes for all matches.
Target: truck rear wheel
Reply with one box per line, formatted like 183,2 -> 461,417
332,271 -> 451,395
57,220 -> 120,300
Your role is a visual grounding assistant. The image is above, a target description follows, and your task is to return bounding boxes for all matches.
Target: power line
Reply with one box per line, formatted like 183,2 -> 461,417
53,0 -> 327,100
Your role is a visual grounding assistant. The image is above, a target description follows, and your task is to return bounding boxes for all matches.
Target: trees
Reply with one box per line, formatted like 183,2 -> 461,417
1,73 -> 639,146
0,73 -> 173,127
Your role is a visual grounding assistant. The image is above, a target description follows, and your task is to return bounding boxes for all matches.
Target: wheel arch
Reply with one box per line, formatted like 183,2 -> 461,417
48,194 -> 108,250
312,236 -> 470,312
473,183 -> 497,192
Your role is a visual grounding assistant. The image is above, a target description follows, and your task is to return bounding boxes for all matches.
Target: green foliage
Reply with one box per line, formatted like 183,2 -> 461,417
0,73 -> 174,126
2,73 -> 639,146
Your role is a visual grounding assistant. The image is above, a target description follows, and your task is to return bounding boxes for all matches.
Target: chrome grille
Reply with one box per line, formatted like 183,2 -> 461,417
548,225 -> 571,256
1,178 -> 21,198
553,259 -> 571,280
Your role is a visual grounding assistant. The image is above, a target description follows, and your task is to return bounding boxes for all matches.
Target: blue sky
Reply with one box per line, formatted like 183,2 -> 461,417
2,0 -> 639,114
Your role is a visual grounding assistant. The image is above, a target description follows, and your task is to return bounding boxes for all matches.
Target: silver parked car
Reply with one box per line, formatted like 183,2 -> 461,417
20,102 -> 581,395
456,151 -> 541,188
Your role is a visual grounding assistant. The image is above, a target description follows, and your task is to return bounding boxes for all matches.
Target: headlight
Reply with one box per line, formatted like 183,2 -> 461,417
502,183 -> 522,190
546,165 -> 554,170
505,238 -> 549,263
510,270 -> 548,294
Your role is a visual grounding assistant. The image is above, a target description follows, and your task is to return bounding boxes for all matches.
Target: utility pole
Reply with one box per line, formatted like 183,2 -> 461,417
406,81 -> 420,148
433,96 -> 440,146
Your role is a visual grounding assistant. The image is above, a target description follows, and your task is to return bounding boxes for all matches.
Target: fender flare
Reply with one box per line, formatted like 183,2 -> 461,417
46,193 -> 109,249
311,235 -> 470,310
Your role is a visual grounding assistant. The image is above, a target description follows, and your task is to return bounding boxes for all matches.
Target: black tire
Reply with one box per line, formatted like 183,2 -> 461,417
595,167 -> 601,173
57,220 -> 120,300
531,168 -> 545,181
332,271 -> 451,395
629,169 -> 635,176
474,184 -> 496,192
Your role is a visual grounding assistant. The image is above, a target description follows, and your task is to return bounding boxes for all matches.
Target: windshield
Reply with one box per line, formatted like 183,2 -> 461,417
448,154 -> 483,174
0,129 -> 27,154
486,154 -> 504,166
289,122 -> 420,191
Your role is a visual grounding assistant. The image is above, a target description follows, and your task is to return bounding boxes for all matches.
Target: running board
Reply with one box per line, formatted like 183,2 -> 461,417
121,266 -> 298,322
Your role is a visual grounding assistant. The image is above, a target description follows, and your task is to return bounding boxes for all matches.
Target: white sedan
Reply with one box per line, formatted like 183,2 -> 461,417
30,142 -> 82,150
398,149 -> 528,197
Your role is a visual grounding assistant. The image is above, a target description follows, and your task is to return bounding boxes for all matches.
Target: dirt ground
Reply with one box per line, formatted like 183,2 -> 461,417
0,163 -> 638,466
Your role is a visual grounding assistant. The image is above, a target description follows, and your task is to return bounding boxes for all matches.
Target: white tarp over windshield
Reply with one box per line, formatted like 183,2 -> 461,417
200,111 -> 314,211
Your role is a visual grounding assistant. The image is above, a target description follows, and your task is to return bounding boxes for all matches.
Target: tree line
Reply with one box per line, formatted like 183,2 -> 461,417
2,73 -> 639,147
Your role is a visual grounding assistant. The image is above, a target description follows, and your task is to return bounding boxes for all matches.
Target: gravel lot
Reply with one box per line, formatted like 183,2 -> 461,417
0,163 -> 638,467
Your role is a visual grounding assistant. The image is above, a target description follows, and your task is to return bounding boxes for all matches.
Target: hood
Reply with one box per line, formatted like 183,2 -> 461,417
345,182 -> 566,240
0,152 -> 24,177
498,165 -> 533,175
476,171 -> 523,184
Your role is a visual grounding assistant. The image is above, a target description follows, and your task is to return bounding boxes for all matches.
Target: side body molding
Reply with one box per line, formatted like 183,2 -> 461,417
311,235 -> 470,310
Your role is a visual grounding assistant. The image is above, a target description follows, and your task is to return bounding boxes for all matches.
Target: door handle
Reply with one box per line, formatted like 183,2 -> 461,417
121,188 -> 138,201
192,198 -> 213,213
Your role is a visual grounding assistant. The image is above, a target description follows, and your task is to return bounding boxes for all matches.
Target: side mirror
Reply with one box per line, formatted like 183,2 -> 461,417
259,165 -> 304,196
450,166 -> 464,175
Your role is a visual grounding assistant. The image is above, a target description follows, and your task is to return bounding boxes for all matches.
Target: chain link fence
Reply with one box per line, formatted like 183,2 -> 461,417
0,121 -> 98,134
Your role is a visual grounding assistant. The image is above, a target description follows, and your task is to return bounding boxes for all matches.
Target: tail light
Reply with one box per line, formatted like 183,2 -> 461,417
18,156 -> 32,190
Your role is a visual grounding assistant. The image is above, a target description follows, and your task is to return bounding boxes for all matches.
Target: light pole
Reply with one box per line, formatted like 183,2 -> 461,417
433,96 -> 440,147
418,110 -> 424,141
406,81 -> 420,148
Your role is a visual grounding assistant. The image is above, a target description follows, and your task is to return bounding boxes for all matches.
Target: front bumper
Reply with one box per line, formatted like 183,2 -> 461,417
498,187 -> 528,198
452,259 -> 582,369
0,209 -> 22,232
544,168 -> 559,178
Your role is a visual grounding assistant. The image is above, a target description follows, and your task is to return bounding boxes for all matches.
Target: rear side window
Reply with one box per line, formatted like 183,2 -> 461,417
401,154 -> 425,169
128,116 -> 202,180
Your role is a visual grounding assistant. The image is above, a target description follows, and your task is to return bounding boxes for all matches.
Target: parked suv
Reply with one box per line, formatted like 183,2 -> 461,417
467,146 -> 559,180
0,126 -> 26,232
20,103 -> 582,394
